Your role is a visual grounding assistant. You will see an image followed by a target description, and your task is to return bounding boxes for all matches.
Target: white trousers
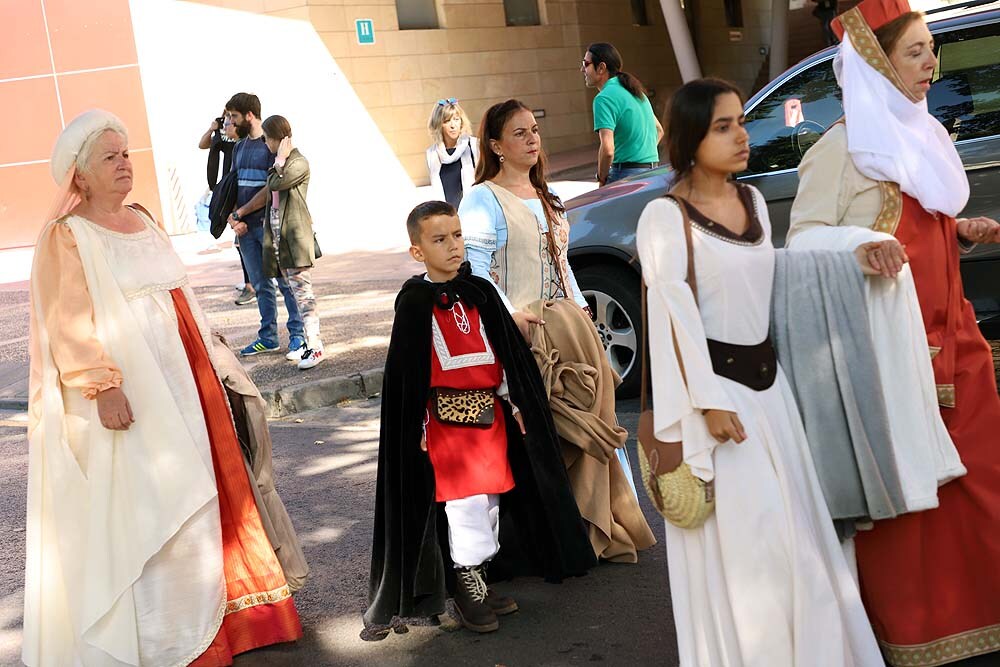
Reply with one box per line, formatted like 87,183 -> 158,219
444,494 -> 500,568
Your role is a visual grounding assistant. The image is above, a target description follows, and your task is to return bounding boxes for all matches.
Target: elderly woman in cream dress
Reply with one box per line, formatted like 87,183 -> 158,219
24,110 -> 303,666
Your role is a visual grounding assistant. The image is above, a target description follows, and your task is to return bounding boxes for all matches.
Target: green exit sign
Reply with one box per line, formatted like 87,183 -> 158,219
356,19 -> 375,45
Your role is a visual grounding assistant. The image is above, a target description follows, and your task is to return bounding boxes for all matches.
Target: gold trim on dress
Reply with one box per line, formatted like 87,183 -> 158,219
874,181 -> 903,236
225,584 -> 291,615
936,383 -> 956,408
929,346 -> 941,360
879,622 -> 1000,666
840,7 -> 920,103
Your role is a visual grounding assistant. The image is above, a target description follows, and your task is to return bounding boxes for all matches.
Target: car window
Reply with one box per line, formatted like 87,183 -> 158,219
929,23 -> 1000,142
742,59 -> 843,175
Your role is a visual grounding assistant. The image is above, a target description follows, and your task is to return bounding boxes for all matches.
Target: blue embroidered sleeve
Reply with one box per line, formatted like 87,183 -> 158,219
458,185 -> 514,313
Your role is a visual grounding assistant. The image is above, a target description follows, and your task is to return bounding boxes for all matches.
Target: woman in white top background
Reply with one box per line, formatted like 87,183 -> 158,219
426,98 -> 480,208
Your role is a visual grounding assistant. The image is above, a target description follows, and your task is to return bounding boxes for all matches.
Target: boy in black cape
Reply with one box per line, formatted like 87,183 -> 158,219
363,201 -> 595,637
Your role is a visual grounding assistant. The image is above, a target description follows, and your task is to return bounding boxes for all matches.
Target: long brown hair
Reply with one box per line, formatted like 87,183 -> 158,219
587,42 -> 647,99
474,99 -> 565,216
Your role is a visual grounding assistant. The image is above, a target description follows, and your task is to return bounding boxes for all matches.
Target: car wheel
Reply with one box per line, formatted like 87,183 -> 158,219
575,265 -> 642,399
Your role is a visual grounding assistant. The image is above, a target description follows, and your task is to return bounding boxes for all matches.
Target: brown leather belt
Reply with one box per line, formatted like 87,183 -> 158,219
706,337 -> 777,391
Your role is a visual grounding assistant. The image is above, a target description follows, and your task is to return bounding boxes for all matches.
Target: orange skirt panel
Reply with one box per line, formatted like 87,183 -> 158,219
171,290 -> 302,666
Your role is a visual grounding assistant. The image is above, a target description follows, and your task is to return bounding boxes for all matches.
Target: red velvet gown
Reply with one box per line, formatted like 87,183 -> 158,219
854,195 -> 1000,666
425,301 -> 515,502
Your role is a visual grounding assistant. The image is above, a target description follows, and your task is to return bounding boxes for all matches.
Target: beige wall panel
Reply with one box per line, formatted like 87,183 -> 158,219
400,152 -> 429,182
368,105 -> 397,132
440,51 -> 495,78
382,30 -> 417,56
194,0 -> 265,11
538,46 -> 581,72
319,30 -> 350,56
265,5 -> 310,18
353,80 -> 391,107
447,28 -> 509,52
561,23 -> 582,46
336,56 -> 357,79
394,127 -> 434,154
394,104 -> 432,132
411,31 -> 451,55
388,55 -> 424,80
353,56 -> 389,82
443,4 -> 506,29
389,79 -> 425,106
309,4 -> 347,29
417,53 -> 452,78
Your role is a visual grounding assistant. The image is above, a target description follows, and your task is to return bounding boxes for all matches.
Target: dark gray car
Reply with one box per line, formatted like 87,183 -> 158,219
567,1 -> 1000,397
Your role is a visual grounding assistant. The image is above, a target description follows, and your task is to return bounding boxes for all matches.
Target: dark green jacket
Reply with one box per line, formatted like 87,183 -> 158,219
264,148 -> 315,277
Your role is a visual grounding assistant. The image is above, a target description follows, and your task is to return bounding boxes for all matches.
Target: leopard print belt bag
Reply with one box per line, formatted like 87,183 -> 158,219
431,387 -> 496,426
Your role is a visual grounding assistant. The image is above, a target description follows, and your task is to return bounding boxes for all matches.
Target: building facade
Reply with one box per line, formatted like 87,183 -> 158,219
198,0 -> 685,184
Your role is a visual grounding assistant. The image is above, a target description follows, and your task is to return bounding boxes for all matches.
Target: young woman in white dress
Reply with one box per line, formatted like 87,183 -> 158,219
636,78 -> 889,666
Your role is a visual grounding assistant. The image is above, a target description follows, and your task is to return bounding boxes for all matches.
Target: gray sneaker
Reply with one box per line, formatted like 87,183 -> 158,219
235,287 -> 256,305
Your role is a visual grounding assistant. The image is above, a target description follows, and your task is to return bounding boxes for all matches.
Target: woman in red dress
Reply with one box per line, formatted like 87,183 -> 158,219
788,1 -> 1000,664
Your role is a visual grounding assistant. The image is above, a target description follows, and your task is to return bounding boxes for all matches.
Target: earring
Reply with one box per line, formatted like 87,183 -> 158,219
499,155 -> 505,163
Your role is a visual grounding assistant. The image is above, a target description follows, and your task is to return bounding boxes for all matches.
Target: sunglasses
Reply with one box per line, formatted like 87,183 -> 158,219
582,60 -> 593,68
437,97 -> 458,106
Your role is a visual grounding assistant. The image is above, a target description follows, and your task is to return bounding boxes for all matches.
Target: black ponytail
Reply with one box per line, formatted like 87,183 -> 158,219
587,42 -> 647,99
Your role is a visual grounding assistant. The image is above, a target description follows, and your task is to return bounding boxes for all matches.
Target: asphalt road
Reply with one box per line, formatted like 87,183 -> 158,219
0,401 -> 679,667
2,399 -> 998,667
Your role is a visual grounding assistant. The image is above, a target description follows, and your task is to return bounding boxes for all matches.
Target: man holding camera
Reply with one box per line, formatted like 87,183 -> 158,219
224,92 -> 305,358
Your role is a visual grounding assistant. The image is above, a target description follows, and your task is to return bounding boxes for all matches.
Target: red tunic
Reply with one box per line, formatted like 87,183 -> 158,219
425,301 -> 515,502
854,195 -> 1000,666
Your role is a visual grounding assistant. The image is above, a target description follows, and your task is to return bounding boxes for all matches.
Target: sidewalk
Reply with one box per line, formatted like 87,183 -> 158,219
0,239 -> 417,414
0,153 -> 600,415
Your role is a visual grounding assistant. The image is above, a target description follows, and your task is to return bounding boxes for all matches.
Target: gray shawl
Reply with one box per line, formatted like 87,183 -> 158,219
771,250 -> 906,533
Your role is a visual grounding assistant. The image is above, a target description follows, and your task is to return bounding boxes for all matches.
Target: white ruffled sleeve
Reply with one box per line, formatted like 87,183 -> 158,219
636,198 -> 736,482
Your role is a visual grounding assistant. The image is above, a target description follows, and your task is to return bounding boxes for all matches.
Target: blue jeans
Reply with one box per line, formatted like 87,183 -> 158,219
240,223 -> 303,346
607,164 -> 655,184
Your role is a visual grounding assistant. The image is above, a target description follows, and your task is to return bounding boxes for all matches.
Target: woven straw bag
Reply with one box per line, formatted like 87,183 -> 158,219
636,194 -> 715,529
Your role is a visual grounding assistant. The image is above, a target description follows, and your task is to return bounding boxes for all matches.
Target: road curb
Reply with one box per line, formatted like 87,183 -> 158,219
0,369 -> 386,418
0,398 -> 28,411
261,367 -> 383,418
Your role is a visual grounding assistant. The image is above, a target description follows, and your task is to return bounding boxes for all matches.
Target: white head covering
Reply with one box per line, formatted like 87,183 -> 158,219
46,110 -> 129,221
834,21 -> 969,216
50,109 -> 128,185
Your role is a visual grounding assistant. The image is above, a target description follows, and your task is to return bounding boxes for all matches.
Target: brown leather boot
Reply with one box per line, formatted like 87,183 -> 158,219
480,563 -> 518,615
453,566 -> 499,633
485,588 -> 519,616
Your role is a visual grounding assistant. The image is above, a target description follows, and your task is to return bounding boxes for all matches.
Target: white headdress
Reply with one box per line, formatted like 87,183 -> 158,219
46,110 -> 129,220
833,8 -> 968,216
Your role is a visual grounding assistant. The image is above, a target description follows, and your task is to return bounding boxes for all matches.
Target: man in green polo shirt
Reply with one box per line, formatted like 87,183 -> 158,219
582,42 -> 663,186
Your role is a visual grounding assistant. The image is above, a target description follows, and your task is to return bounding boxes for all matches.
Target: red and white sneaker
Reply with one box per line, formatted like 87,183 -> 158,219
297,348 -> 324,370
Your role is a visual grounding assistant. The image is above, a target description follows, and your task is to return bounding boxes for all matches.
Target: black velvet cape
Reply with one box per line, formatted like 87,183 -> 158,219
363,264 -> 596,627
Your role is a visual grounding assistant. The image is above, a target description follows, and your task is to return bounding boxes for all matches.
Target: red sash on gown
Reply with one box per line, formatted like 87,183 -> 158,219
171,290 -> 303,666
854,195 -> 1000,666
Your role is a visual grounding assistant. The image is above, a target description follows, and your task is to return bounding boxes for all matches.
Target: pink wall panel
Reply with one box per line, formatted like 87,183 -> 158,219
43,0 -> 138,72
0,0 -> 162,249
0,163 -> 60,248
0,0 -> 52,80
0,77 -> 62,164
